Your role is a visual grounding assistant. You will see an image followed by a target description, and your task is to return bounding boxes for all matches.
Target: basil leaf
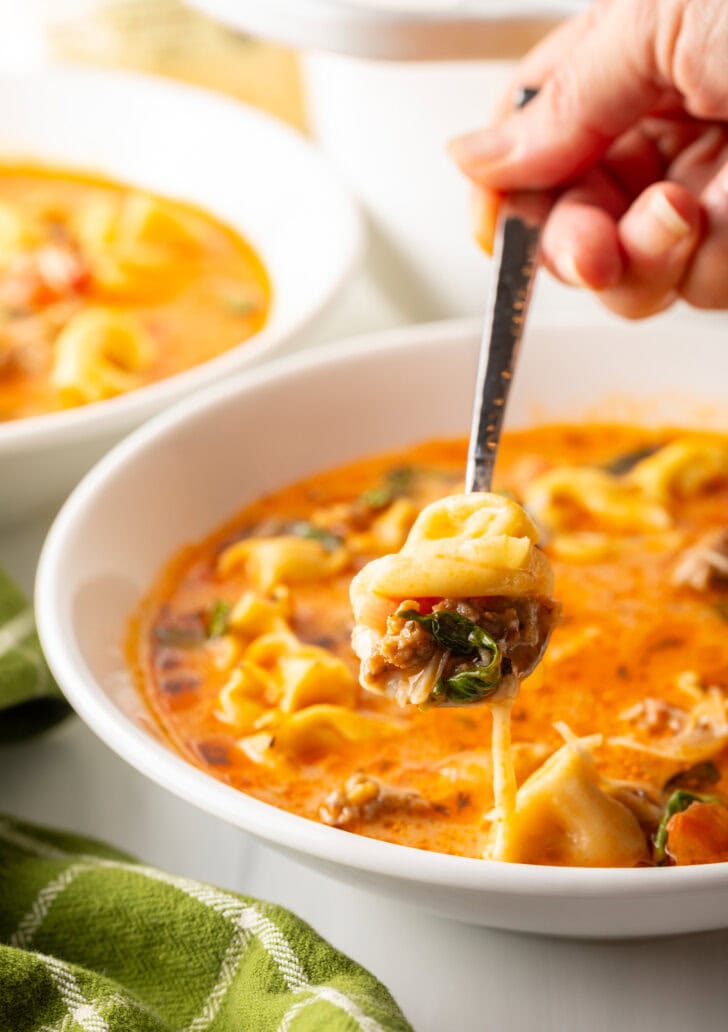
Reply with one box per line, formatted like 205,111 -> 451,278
663,761 -> 720,793
602,445 -> 659,476
207,599 -> 232,638
400,608 -> 499,658
288,521 -> 342,552
653,789 -> 720,864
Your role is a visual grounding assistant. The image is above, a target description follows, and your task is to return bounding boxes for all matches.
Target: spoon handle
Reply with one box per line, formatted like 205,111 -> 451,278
465,190 -> 550,493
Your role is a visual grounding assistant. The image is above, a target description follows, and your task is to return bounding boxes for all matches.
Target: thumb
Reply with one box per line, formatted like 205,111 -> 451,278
450,0 -> 667,190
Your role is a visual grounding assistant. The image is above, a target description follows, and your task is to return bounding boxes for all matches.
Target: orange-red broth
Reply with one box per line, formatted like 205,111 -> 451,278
0,165 -> 270,419
129,427 -> 728,864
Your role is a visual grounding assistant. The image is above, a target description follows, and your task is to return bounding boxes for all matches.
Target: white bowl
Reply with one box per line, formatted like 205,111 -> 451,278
0,65 -> 363,526
36,318 -> 728,938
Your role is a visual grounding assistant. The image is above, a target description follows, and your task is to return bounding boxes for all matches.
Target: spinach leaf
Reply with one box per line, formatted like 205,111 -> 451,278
386,466 -> 417,493
431,652 -> 502,707
602,444 -> 659,476
206,599 -> 232,638
653,789 -> 720,864
289,521 -> 342,552
400,609 -> 498,658
401,608 -> 503,707
359,487 -> 394,509
359,466 -> 418,510
663,761 -> 720,793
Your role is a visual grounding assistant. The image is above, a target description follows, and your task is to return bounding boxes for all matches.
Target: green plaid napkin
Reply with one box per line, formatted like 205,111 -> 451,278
0,570 -> 412,1031
0,567 -> 70,742
0,815 -> 412,1032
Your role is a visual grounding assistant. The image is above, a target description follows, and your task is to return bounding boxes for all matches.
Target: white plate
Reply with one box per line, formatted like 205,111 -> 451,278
36,317 -> 728,938
0,65 -> 363,526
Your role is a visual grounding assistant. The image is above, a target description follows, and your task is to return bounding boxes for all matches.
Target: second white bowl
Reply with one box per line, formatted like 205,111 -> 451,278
0,65 -> 362,525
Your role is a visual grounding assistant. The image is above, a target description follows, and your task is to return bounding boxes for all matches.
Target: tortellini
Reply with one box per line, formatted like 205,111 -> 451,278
524,467 -> 670,534
524,438 -> 728,543
352,492 -> 552,603
350,493 -> 556,707
51,307 -> 154,405
210,587 -> 401,766
268,705 -> 398,760
628,439 -> 728,501
487,737 -> 649,867
218,536 -> 349,593
228,590 -> 290,638
215,631 -> 356,727
348,498 -> 419,555
237,706 -> 400,766
75,191 -> 203,300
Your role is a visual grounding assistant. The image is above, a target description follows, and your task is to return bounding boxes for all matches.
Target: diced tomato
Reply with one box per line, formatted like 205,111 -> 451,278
414,598 -> 439,614
667,801 -> 728,865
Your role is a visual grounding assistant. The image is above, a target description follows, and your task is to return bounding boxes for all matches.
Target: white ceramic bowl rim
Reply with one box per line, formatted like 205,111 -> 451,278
36,320 -> 728,899
0,65 -> 363,454
190,0 -> 585,60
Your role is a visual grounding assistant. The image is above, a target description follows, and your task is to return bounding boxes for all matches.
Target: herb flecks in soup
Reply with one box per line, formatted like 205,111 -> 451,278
130,428 -> 728,867
0,165 -> 270,419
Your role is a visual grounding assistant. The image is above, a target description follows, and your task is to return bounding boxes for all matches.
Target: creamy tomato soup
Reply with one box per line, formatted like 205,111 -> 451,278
0,165 -> 269,419
129,427 -> 728,867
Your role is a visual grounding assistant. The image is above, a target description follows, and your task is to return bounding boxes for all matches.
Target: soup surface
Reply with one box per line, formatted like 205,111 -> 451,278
0,165 -> 270,419
130,426 -> 728,867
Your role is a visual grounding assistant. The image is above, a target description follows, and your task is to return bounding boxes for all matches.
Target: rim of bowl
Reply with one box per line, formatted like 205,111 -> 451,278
0,65 -> 364,453
189,0 -> 586,61
36,318 -> 728,898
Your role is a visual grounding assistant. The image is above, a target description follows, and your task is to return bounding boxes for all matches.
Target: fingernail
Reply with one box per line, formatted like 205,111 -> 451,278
449,127 -> 514,169
553,250 -> 588,287
638,191 -> 692,255
704,167 -> 728,209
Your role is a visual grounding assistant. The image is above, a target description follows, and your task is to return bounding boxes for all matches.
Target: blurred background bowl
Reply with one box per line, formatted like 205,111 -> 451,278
0,64 -> 363,526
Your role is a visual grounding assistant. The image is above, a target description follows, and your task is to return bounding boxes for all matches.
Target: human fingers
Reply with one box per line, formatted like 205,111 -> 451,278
488,3 -> 605,122
679,162 -> 728,308
541,168 -> 627,289
451,0 -> 728,192
598,181 -> 702,318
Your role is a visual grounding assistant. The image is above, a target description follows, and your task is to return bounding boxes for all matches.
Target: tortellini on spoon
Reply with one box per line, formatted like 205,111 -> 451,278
350,493 -> 559,708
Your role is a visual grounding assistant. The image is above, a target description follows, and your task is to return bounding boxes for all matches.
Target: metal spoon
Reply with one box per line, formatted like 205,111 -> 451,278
465,89 -> 551,493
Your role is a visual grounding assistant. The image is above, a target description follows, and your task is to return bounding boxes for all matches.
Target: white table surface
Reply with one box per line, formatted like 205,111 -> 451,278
3,274 -> 728,1032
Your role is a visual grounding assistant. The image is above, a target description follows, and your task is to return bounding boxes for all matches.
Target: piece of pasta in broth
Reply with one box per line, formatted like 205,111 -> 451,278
487,733 -> 649,867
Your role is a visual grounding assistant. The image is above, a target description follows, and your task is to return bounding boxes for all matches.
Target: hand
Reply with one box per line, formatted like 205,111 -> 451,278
450,0 -> 728,317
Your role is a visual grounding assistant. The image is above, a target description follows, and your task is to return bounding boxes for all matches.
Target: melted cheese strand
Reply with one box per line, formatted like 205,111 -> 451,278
488,698 -> 517,857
